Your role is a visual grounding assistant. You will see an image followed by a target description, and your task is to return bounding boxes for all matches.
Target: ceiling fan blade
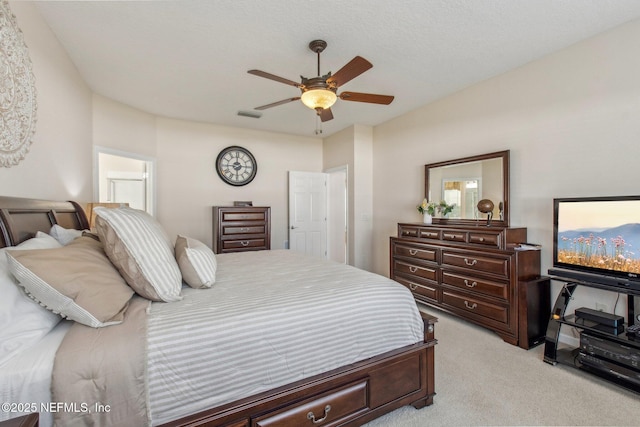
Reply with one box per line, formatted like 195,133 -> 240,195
254,97 -> 300,110
248,70 -> 302,88
327,56 -> 372,87
339,91 -> 394,105
319,108 -> 334,122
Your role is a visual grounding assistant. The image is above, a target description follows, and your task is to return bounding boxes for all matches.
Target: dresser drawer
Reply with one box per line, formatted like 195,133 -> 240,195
441,251 -> 509,278
468,232 -> 500,247
418,228 -> 441,240
220,211 -> 267,222
222,238 -> 267,251
393,260 -> 438,283
398,224 -> 420,238
441,230 -> 466,243
394,275 -> 438,303
442,271 -> 509,300
392,242 -> 438,263
442,291 -> 509,324
253,380 -> 368,427
222,224 -> 266,236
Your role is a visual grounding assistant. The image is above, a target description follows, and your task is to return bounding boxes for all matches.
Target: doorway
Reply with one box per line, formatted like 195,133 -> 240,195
287,168 -> 348,264
94,146 -> 155,215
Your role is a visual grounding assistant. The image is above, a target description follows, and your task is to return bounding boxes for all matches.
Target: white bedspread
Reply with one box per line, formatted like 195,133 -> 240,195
147,250 -> 423,425
0,321 -> 72,427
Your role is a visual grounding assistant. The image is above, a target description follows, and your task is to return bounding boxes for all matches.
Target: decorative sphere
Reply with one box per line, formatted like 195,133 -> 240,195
477,199 -> 494,214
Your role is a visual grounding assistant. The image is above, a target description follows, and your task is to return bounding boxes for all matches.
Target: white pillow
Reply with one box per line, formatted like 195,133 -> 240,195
175,235 -> 217,288
94,207 -> 182,302
49,224 -> 84,246
0,234 -> 63,367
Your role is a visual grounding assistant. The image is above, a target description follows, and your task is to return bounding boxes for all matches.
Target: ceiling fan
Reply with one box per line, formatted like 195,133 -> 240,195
248,40 -> 394,122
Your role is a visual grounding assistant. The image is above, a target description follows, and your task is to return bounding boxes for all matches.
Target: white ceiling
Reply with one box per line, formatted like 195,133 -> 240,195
34,0 -> 640,138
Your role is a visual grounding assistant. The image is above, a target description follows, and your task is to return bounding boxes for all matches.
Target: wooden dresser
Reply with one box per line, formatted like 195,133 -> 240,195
212,206 -> 271,254
390,222 -> 547,349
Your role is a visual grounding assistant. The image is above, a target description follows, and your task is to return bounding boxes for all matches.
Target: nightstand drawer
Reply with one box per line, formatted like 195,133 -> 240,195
220,211 -> 267,222
222,238 -> 267,251
222,224 -> 266,235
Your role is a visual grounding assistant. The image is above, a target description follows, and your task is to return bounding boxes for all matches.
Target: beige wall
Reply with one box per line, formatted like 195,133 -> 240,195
92,97 -> 322,248
0,2 -> 92,201
372,18 -> 640,321
154,118 -> 321,248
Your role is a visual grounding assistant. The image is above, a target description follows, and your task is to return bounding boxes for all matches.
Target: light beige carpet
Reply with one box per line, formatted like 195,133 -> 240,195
364,306 -> 640,426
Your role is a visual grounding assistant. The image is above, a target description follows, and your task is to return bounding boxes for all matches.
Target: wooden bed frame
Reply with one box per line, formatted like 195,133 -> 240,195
0,195 -> 437,427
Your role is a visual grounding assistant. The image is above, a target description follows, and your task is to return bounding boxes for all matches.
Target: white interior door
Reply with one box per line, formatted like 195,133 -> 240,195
288,171 -> 327,257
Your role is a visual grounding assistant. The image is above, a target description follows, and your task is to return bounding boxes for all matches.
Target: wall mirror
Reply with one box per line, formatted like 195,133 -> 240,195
425,150 -> 510,226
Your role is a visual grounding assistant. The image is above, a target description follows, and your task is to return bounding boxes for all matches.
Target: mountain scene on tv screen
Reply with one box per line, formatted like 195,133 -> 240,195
558,223 -> 640,274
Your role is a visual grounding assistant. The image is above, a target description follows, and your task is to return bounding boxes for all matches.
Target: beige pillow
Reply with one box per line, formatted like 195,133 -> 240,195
94,206 -> 182,302
7,236 -> 134,328
175,235 -> 217,288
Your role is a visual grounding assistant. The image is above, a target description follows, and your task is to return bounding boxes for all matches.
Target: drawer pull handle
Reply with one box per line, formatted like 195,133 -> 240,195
464,301 -> 478,310
240,241 -> 249,247
464,258 -> 477,266
409,249 -> 418,255
409,283 -> 418,290
409,266 -> 418,273
479,237 -> 485,242
464,280 -> 477,288
240,227 -> 249,232
307,405 -> 331,424
444,234 -> 454,239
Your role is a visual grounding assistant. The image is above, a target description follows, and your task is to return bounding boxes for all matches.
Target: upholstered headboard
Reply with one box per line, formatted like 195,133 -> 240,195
0,196 -> 89,248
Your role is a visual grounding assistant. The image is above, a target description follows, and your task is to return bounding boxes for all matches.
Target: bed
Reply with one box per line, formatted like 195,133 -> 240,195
0,195 -> 436,427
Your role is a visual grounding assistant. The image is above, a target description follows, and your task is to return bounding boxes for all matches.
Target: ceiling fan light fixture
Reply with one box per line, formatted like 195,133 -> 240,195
300,89 -> 337,110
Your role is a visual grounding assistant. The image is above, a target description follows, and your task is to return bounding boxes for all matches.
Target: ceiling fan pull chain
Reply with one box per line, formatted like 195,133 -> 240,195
315,115 -> 323,135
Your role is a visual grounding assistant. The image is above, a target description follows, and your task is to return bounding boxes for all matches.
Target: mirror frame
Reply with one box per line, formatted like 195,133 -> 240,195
424,150 -> 510,227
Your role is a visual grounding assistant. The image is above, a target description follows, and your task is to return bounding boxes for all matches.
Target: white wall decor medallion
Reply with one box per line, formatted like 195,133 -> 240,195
0,0 -> 37,168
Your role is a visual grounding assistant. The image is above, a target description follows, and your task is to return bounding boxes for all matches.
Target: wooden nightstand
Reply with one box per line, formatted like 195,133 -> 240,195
212,206 -> 271,254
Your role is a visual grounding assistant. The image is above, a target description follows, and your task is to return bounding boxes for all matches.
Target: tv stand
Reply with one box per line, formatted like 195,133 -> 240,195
544,276 -> 640,393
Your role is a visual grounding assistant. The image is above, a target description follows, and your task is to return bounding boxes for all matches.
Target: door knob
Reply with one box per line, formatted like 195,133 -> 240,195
290,225 -> 298,229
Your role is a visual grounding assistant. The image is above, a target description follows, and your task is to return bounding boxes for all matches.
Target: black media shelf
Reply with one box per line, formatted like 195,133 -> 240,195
543,278 -> 640,394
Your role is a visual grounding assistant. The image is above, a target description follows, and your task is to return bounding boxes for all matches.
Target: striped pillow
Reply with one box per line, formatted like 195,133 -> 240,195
7,236 -> 134,327
175,235 -> 217,289
94,207 -> 182,302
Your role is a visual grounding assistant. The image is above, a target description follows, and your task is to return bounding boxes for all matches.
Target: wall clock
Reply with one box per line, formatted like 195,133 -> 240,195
215,146 -> 257,186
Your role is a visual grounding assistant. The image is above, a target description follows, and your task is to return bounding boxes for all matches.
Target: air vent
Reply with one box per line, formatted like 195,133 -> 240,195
237,110 -> 262,119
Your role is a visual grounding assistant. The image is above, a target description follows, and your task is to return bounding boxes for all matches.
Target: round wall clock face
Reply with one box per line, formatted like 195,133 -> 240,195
216,146 -> 257,186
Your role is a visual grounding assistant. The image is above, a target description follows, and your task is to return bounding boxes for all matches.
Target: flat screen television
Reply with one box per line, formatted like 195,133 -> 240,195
551,196 -> 640,292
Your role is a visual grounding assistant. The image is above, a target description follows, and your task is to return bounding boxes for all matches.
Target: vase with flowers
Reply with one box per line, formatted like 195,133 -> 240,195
417,198 -> 437,224
436,200 -> 455,218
